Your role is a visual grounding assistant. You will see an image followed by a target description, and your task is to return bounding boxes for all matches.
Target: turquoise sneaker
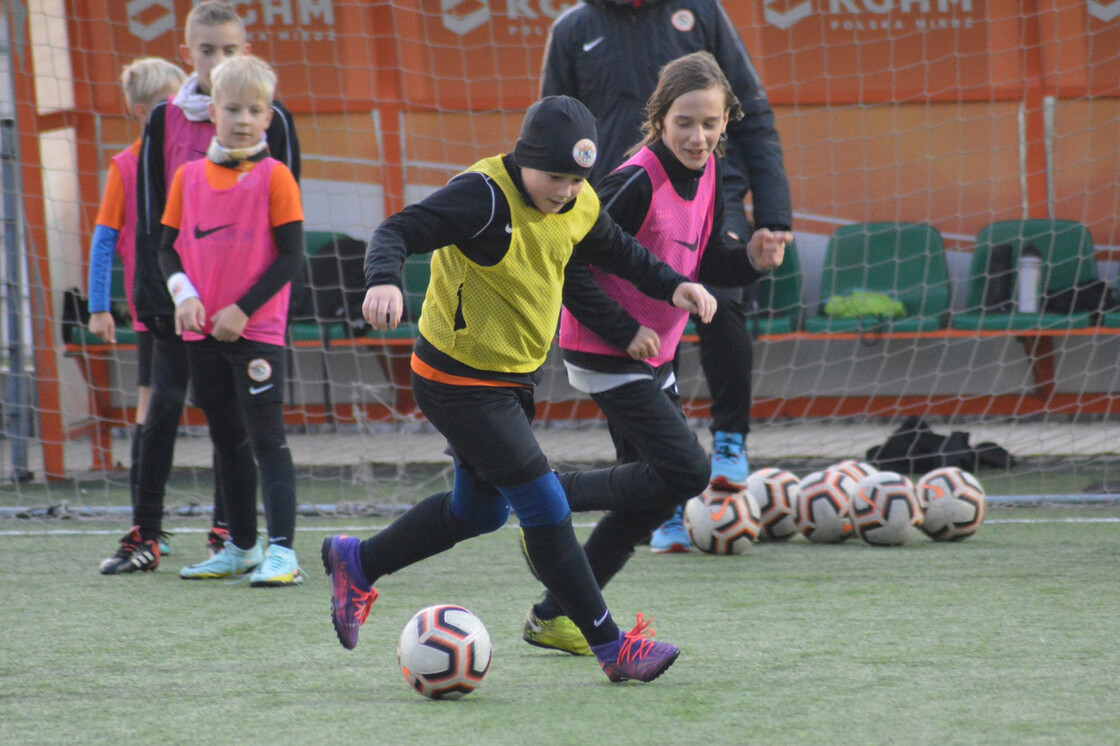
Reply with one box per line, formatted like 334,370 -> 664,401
249,545 -> 304,587
650,505 -> 693,554
709,431 -> 748,490
180,539 -> 263,580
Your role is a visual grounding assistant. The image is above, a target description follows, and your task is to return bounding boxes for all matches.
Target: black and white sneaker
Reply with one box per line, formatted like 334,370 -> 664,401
99,526 -> 141,574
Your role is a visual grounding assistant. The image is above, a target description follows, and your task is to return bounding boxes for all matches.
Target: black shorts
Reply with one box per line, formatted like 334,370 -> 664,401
411,372 -> 549,488
186,337 -> 287,410
135,330 -> 153,388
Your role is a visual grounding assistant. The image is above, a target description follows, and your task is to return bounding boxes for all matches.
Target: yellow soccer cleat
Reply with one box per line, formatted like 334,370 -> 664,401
522,608 -> 592,656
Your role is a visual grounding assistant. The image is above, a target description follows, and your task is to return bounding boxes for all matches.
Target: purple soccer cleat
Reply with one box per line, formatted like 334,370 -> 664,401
321,535 -> 378,650
594,613 -> 680,683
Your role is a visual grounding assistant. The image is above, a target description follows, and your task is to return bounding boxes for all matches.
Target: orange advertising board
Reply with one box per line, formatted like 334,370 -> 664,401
67,0 -> 1115,113
66,0 -> 376,114
731,0 -> 1032,104
389,0 -> 565,111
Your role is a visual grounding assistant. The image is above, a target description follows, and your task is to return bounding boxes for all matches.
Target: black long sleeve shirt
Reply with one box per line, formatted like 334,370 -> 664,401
364,153 -> 691,384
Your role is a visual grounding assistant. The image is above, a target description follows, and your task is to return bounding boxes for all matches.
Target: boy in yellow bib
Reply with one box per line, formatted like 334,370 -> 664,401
323,96 -> 715,683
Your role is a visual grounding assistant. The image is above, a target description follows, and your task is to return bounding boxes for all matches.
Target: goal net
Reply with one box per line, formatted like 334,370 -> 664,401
2,0 -> 1118,515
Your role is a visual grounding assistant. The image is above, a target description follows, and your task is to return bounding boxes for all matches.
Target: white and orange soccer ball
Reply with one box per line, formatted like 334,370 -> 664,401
397,604 -> 492,700
829,459 -> 879,484
745,468 -> 800,541
795,469 -> 857,543
850,471 -> 923,546
683,487 -> 762,554
916,467 -> 987,541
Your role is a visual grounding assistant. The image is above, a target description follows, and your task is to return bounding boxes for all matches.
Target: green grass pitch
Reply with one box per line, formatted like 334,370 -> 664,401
2,506 -> 1118,745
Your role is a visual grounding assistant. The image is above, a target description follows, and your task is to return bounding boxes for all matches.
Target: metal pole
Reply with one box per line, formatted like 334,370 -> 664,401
1,117 -> 31,481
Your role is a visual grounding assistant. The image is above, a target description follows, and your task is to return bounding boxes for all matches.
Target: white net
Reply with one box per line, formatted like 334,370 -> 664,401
2,0 -> 1118,514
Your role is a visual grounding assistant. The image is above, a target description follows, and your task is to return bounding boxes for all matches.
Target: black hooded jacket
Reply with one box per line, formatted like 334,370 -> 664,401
540,0 -> 792,231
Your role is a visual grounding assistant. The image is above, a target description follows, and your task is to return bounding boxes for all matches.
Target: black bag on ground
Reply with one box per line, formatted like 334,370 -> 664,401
865,416 -> 1016,474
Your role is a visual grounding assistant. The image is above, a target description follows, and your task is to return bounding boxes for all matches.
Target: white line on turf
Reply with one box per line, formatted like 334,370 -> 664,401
0,522 -> 609,537
2,518 -> 1118,538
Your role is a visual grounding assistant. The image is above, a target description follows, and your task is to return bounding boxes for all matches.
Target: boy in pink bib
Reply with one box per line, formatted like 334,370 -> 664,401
159,55 -> 305,587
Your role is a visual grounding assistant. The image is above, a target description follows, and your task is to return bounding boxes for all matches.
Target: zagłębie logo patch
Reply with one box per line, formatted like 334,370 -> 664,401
247,358 -> 272,382
572,139 -> 597,169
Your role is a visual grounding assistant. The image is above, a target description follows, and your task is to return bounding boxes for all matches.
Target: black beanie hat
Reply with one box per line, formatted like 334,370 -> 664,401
512,95 -> 598,179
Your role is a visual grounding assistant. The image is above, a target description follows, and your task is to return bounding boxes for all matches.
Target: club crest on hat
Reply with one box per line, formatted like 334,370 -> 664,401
572,139 -> 597,169
247,358 -> 272,382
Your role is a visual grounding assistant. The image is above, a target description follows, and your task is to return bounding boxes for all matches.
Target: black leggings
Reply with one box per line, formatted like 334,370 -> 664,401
186,337 -> 295,549
535,375 -> 709,616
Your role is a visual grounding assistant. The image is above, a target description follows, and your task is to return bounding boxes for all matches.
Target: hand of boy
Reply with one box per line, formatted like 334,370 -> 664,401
175,297 -> 207,336
363,285 -> 404,330
210,304 -> 249,342
747,228 -> 793,270
627,326 -> 661,360
88,311 -> 117,344
672,282 -> 717,324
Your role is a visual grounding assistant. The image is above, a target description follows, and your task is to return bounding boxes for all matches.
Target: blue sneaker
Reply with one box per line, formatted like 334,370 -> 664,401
249,544 -> 304,587
180,539 -> 263,580
650,506 -> 693,554
709,431 -> 748,490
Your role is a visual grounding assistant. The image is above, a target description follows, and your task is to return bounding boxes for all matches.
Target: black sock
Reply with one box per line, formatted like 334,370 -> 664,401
533,511 -> 656,621
359,492 -> 468,584
211,447 -> 227,528
129,423 -> 142,508
521,517 -> 619,647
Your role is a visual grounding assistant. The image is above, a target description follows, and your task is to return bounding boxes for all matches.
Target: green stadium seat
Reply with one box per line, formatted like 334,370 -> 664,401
288,230 -> 364,424
288,230 -> 358,343
951,219 -> 1096,331
803,222 -> 950,333
68,255 -> 140,346
749,239 -> 803,335
362,252 -> 431,341
651,241 -> 803,340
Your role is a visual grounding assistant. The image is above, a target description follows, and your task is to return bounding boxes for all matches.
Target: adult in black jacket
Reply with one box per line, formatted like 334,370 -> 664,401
541,0 -> 793,550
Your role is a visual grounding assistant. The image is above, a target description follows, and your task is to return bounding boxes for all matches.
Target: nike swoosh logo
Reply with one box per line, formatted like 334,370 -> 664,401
709,496 -> 733,522
249,383 -> 274,395
593,610 -> 609,627
194,223 -> 236,240
583,37 -> 604,52
673,237 -> 700,252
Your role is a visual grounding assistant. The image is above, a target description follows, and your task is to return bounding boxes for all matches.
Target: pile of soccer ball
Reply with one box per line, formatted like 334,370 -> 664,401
682,461 -> 987,552
393,464 -> 987,700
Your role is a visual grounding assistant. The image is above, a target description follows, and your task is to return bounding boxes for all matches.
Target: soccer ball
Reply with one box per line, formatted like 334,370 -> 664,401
916,467 -> 987,541
397,604 -> 492,700
795,469 -> 857,543
745,468 -> 800,541
850,471 -> 923,546
829,459 -> 879,483
683,487 -> 761,554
